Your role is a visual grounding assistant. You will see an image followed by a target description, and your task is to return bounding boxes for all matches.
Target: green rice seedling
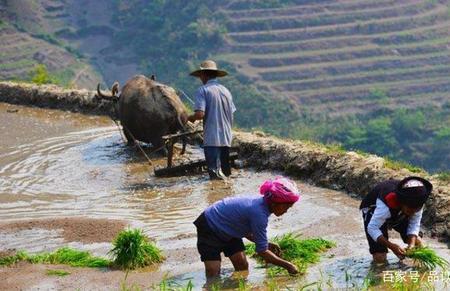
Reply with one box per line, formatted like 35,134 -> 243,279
273,234 -> 335,265
158,279 -> 194,291
360,271 -> 381,290
0,251 -> 28,266
119,281 -> 142,291
405,246 -> 449,270
0,248 -> 110,268
246,233 -> 335,275
209,281 -> 222,291
110,229 -> 163,270
46,269 -> 70,276
238,278 -> 250,291
28,247 -> 110,268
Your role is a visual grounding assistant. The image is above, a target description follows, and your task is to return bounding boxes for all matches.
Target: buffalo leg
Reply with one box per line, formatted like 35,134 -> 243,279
123,128 -> 135,146
181,136 -> 187,155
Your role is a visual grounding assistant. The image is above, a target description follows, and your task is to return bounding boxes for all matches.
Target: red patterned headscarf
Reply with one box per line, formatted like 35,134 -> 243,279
259,176 -> 301,204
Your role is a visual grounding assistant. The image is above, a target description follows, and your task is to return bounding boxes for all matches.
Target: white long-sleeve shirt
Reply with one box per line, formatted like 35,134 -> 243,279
366,198 -> 423,241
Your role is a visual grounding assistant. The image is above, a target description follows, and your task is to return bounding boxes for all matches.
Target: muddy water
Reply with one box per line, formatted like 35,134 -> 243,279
0,103 -> 448,290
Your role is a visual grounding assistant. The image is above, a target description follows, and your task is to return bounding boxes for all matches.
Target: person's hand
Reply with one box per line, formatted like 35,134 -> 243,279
390,244 -> 406,259
285,262 -> 298,275
268,242 -> 282,257
187,115 -> 195,123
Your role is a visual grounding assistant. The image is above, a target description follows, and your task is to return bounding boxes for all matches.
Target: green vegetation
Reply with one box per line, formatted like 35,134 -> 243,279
0,19 -> 7,29
316,107 -> 450,173
109,229 -> 163,270
46,269 -> 71,276
27,64 -> 79,87
111,0 -> 226,94
0,247 -> 110,268
436,172 -> 450,182
245,233 -> 335,275
384,157 -> 425,173
0,59 -> 36,70
228,0 -> 297,9
405,246 -> 449,270
0,251 -> 28,266
0,229 -> 163,271
31,64 -> 53,85
157,279 -> 194,291
2,0 -> 449,174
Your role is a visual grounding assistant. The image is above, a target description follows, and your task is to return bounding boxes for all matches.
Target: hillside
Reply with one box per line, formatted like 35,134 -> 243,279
215,0 -> 450,173
0,0 -> 103,88
0,0 -> 449,173
0,0 -> 140,87
219,0 -> 450,116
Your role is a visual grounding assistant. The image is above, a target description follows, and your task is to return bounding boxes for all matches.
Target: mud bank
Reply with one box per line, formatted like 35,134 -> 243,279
1,81 -> 449,241
0,217 -> 127,244
232,131 -> 450,240
0,81 -> 112,115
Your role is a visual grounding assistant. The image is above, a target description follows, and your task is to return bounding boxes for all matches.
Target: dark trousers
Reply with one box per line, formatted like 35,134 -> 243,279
194,213 -> 245,261
362,208 -> 410,254
203,146 -> 231,178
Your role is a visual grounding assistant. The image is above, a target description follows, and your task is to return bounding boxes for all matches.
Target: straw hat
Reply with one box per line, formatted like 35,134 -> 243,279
190,60 -> 228,77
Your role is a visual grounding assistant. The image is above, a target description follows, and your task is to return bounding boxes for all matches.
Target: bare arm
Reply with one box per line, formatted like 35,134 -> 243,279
245,235 -> 282,256
258,250 -> 298,274
188,110 -> 204,123
377,235 -> 406,259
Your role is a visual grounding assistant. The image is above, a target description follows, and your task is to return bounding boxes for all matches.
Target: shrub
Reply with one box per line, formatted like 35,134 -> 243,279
31,64 -> 52,85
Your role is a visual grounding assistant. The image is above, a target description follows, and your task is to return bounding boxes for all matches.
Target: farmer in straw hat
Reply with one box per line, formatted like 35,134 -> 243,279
193,176 -> 301,277
360,176 -> 433,264
188,60 -> 236,180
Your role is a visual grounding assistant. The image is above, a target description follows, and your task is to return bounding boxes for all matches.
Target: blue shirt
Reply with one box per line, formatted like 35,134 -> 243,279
194,79 -> 236,147
204,196 -> 271,253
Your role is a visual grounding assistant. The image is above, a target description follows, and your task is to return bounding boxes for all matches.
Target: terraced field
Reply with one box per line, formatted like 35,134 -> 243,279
220,0 -> 450,116
0,0 -> 137,88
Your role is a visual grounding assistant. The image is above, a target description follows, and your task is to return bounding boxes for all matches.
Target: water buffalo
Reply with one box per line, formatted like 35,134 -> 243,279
96,75 -> 199,153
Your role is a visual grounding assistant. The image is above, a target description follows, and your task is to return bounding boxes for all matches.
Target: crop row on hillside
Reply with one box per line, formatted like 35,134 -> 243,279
259,53 -> 450,81
224,0 -> 413,18
228,9 -> 448,43
249,41 -> 450,68
307,92 -> 449,117
228,23 -> 450,54
55,25 -> 114,39
225,0 -> 331,11
293,78 -> 450,104
276,66 -> 450,91
227,1 -> 432,32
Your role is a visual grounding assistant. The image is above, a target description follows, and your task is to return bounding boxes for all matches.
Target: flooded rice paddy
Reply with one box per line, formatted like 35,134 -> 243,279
0,103 -> 448,290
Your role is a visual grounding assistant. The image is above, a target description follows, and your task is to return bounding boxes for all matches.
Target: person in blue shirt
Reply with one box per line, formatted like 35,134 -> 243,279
194,177 -> 301,277
188,60 -> 236,180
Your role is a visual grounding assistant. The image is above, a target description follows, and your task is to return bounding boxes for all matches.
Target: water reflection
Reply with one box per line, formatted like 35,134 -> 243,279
0,121 -> 448,289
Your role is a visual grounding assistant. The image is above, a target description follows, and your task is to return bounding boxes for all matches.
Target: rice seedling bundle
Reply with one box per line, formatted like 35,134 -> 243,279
405,246 -> 449,270
109,228 -> 164,270
245,233 -> 335,275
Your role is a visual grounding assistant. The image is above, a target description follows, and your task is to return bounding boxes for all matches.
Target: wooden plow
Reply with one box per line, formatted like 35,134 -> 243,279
154,130 -> 239,177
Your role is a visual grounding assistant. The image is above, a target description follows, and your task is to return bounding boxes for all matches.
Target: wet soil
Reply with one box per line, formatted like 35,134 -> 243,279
0,217 -> 128,244
0,102 -> 448,290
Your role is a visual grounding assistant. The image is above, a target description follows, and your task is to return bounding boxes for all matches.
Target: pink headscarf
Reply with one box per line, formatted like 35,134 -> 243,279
259,176 -> 301,204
